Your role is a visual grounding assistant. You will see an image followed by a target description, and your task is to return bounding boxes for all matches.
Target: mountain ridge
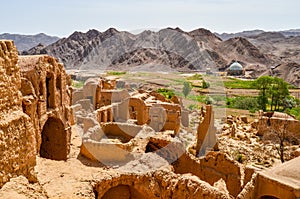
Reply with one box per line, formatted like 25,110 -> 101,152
0,33 -> 60,51
18,27 -> 300,86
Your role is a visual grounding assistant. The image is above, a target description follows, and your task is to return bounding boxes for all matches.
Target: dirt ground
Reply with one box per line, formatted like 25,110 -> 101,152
0,126 -> 111,199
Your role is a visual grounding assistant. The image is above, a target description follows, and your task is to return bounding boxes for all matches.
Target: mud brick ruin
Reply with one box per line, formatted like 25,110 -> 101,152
0,40 -> 37,187
19,55 -> 73,160
1,39 -> 300,198
71,76 -> 300,198
0,40 -> 72,187
94,78 -> 181,134
257,111 -> 300,140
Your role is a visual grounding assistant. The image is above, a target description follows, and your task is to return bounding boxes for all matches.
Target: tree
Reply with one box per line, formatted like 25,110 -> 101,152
254,76 -> 273,111
255,76 -> 290,111
269,77 -> 289,111
263,115 -> 297,163
182,81 -> 192,98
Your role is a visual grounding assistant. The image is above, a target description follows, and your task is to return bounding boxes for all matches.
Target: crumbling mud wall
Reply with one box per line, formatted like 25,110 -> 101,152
257,112 -> 300,140
149,103 -> 181,134
18,55 -> 73,160
129,97 -> 149,125
172,152 -> 242,197
94,170 -> 232,199
195,105 -> 217,157
0,40 -> 36,187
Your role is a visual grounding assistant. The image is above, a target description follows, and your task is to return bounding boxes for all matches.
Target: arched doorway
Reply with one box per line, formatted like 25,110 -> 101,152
101,185 -> 148,199
40,117 -> 67,160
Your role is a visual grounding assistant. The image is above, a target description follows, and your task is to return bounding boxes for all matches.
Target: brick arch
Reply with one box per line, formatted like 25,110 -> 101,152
40,117 -> 68,160
101,184 -> 148,199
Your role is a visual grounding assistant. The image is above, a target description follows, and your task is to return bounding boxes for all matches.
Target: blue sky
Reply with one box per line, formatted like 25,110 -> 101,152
2,0 -> 300,37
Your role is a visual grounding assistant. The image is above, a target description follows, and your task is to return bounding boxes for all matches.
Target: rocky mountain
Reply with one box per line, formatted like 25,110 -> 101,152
260,62 -> 300,87
23,27 -> 273,73
216,30 -> 265,41
20,27 -> 300,86
247,32 -> 300,64
0,33 -> 60,51
279,29 -> 300,37
216,29 -> 300,40
217,37 -> 272,72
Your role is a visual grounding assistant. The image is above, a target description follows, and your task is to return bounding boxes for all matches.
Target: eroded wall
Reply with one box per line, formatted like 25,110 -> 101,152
94,170 -> 232,199
172,152 -> 242,197
0,40 -> 36,187
195,105 -> 217,156
18,55 -> 73,160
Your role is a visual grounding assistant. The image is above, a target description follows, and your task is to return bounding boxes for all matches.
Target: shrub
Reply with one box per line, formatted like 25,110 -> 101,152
227,96 -> 259,111
72,80 -> 84,88
202,80 -> 210,89
157,88 -> 175,99
205,96 -> 214,105
188,104 -> 199,110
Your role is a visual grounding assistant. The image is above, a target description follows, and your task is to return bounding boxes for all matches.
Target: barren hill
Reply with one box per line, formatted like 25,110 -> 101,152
247,32 -> 300,65
271,62 -> 300,87
22,27 -> 300,86
216,29 -> 300,40
217,37 -> 272,69
24,28 -> 271,72
0,33 -> 59,51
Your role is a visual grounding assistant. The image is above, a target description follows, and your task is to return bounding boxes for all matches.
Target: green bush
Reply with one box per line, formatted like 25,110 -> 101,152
286,106 -> 300,120
188,104 -> 199,110
205,96 -> 215,105
202,80 -> 210,89
211,95 -> 226,105
187,94 -> 206,103
157,88 -> 175,99
227,96 -> 259,111
72,80 -> 84,88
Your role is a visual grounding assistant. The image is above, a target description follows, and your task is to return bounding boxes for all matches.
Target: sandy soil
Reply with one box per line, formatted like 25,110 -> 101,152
0,126 -> 113,199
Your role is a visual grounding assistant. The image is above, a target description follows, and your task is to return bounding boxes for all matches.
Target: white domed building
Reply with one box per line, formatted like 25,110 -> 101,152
227,61 -> 245,76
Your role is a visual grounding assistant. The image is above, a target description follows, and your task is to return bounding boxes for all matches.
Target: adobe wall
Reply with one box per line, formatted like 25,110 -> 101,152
129,97 -> 149,125
257,112 -> 300,139
95,80 -> 130,109
101,122 -> 142,141
149,103 -> 181,134
18,55 -> 73,160
96,105 -> 114,123
172,152 -> 242,197
0,40 -> 36,187
255,174 -> 298,199
195,105 -> 217,156
94,170 -> 232,199
181,109 -> 189,127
